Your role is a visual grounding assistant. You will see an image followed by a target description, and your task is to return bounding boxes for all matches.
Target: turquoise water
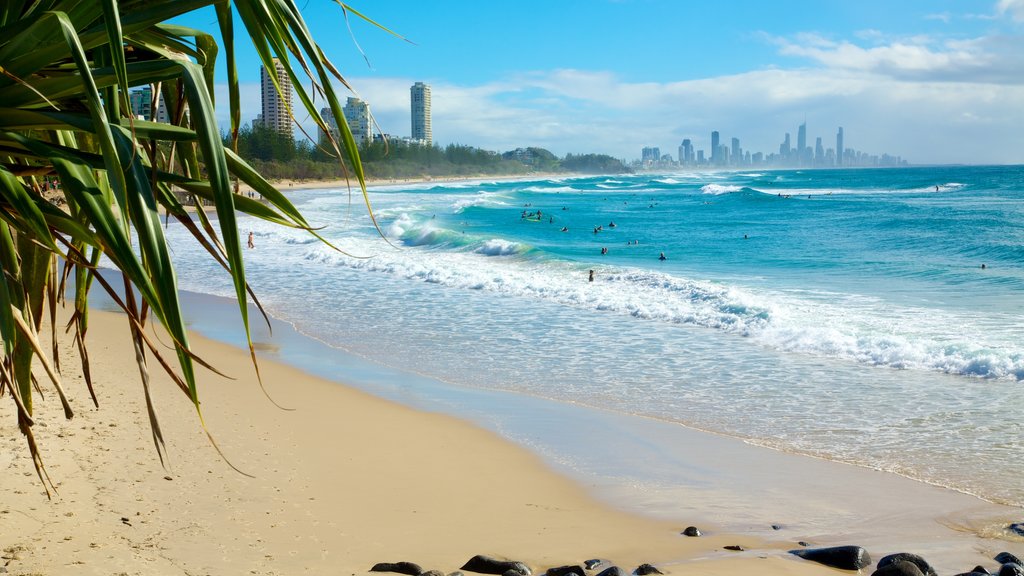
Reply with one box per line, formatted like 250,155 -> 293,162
162,165 -> 1024,508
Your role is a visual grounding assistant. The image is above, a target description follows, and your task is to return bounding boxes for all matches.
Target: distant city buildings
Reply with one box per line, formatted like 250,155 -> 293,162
410,82 -> 432,144
638,121 -> 906,170
259,58 -> 293,137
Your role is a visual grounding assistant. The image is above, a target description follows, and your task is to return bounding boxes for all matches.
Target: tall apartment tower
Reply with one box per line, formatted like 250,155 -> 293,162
260,58 -> 293,137
679,139 -> 693,165
710,131 -> 720,164
343,97 -> 371,147
836,127 -> 844,166
410,82 -> 432,143
797,122 -> 808,165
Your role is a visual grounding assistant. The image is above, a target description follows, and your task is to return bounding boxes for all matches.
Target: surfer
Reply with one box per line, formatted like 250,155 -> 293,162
659,252 -> 666,261
936,185 -> 940,192
589,270 -> 594,282
601,247 -> 608,255
609,221 -> 616,228
561,226 -> 568,232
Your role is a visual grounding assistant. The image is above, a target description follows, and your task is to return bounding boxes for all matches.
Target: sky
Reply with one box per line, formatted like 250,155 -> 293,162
175,0 -> 1024,165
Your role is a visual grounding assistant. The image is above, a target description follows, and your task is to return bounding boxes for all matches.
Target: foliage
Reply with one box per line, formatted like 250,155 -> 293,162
0,0 -> 379,494
561,153 -> 629,174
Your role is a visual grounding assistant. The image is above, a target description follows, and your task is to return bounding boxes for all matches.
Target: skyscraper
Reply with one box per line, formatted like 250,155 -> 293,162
780,133 -> 791,158
797,122 -> 807,165
343,97 -> 371,147
410,82 -> 432,143
836,127 -> 844,167
260,58 -> 293,137
731,137 -> 741,166
679,139 -> 693,165
711,131 -> 720,165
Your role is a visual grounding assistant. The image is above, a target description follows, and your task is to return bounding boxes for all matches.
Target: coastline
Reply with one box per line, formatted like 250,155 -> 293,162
1,289 -> 1021,574
0,305 -> 829,575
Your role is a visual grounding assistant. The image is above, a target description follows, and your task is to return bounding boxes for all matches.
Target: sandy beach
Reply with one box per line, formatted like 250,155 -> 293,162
0,307 -> 842,576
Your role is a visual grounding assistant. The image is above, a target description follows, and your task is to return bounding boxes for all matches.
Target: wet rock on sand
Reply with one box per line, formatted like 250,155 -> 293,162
681,526 -> 701,537
371,562 -> 423,575
594,567 -> 625,576
790,545 -> 872,570
461,555 -> 531,576
877,552 -> 938,576
544,565 -> 584,576
999,564 -> 1024,576
584,560 -> 606,570
633,564 -> 662,575
872,560 -> 925,576
1008,523 -> 1024,537
998,553 -> 1024,566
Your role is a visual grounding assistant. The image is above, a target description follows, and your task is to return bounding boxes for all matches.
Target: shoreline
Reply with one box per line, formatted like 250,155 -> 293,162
0,304 -> 837,576
2,286 -> 1020,575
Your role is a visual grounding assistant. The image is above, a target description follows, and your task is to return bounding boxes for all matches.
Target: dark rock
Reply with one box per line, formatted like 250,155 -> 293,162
584,560 -> 605,570
724,545 -> 745,551
505,571 -> 525,576
449,573 -> 465,576
371,562 -> 423,575
1008,523 -> 1024,537
998,554 -> 1024,566
595,568 -> 625,576
973,566 -> 991,574
877,553 -> 937,576
999,563 -> 1024,576
771,524 -> 783,530
421,571 -> 444,576
634,564 -> 662,576
682,526 -> 702,537
953,572 -> 988,576
546,566 -> 585,576
797,541 -> 811,547
461,556 -> 531,576
872,560 -> 925,576
790,546 -> 872,570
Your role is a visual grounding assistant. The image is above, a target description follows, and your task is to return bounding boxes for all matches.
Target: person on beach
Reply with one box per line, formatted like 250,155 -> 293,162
247,231 -> 255,249
659,252 -> 666,261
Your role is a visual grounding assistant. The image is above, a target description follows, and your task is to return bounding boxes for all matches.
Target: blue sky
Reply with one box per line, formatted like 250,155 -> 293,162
176,0 -> 1024,164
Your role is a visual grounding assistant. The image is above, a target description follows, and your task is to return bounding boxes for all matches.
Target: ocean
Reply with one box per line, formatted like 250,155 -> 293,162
160,165 -> 1024,519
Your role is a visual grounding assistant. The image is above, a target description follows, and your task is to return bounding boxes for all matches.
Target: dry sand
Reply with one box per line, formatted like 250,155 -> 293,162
0,308 -> 835,576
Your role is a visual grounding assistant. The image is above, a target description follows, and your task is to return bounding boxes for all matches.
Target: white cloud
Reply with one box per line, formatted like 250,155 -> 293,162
997,0 -> 1024,21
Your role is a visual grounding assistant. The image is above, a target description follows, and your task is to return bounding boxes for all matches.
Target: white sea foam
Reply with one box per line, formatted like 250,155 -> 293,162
701,184 -> 744,195
474,239 -> 524,256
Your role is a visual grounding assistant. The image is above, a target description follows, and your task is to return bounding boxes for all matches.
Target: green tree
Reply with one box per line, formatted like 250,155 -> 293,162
0,0 -> 383,493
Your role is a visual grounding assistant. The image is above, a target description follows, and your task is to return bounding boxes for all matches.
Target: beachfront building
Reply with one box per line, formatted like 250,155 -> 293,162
260,58 -> 293,137
317,107 -> 338,145
836,127 -> 844,167
128,86 -> 171,123
410,82 -> 432,144
343,97 -> 372,147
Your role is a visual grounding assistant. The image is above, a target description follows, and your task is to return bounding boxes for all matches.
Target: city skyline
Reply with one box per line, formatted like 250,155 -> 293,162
174,1 -> 1024,165
642,122 -> 903,170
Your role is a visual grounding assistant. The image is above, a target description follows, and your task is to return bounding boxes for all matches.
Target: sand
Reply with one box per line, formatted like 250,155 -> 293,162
0,308 -> 838,576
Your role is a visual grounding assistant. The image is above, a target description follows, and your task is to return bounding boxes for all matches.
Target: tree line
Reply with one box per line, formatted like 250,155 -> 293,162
225,123 -> 630,181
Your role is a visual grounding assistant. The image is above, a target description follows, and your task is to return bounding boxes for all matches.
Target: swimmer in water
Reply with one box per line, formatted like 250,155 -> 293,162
589,269 -> 594,282
659,252 -> 666,261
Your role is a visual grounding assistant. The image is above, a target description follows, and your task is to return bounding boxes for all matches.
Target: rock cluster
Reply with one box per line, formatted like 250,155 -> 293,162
786,546 -> 1024,576
367,555 -> 671,576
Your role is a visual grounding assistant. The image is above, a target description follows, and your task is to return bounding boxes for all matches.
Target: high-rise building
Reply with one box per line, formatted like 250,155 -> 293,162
318,107 -> 338,145
410,82 -> 432,143
343,97 -> 371,147
129,86 -> 172,123
260,58 -> 293,137
836,127 -> 844,167
780,132 -> 791,158
679,139 -> 694,165
797,122 -> 807,164
129,87 -> 152,120
711,131 -> 720,165
731,137 -> 741,166
815,137 -> 824,164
